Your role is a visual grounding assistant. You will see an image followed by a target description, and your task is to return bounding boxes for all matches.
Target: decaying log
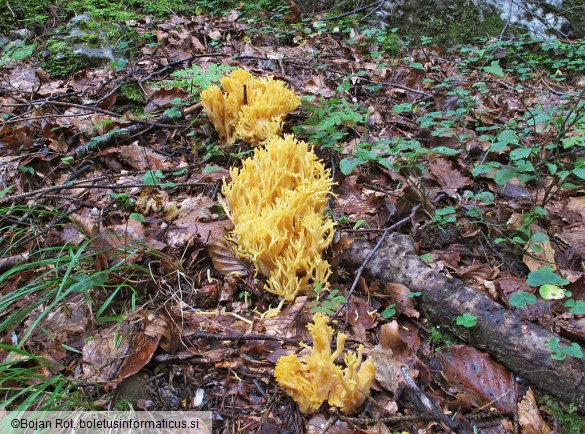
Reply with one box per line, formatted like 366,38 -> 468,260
341,233 -> 585,412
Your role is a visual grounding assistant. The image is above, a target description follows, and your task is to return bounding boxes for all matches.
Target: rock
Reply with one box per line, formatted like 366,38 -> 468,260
372,0 -> 579,41
68,13 -> 93,26
9,28 -> 34,41
72,46 -> 115,67
44,13 -> 126,77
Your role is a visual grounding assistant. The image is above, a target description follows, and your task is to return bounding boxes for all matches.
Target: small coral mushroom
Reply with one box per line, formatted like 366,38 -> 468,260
221,134 -> 335,301
200,68 -> 300,144
275,313 -> 376,414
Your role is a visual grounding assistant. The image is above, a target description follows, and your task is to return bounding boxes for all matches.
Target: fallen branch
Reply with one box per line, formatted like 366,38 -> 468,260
401,366 -> 468,433
341,233 -> 585,412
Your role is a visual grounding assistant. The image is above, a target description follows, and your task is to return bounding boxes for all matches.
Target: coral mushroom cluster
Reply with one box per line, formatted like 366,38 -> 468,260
275,313 -> 376,414
221,134 -> 335,301
200,68 -> 300,144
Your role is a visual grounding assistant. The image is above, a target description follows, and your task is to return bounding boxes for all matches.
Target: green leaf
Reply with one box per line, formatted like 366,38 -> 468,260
18,165 -> 35,174
435,206 -> 456,216
539,284 -> 565,300
531,232 -> 549,243
565,343 -> 583,359
381,304 -> 396,319
497,129 -> 519,145
482,60 -> 504,77
129,213 -> 145,222
392,103 -> 413,113
474,191 -> 494,204
509,291 -> 537,308
456,313 -> 477,328
431,146 -> 461,156
573,161 -> 585,179
420,253 -> 433,262
568,300 -> 585,315
510,148 -> 532,160
466,207 -> 482,218
494,168 -> 517,185
526,267 -> 569,287
0,185 -> 15,197
164,107 -> 183,119
339,157 -> 365,175
143,170 -> 164,186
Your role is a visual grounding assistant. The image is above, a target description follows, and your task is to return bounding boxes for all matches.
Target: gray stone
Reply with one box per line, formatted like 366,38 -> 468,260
68,14 -> 93,26
72,46 -> 115,67
9,28 -> 34,41
47,12 -> 124,71
374,0 -> 579,40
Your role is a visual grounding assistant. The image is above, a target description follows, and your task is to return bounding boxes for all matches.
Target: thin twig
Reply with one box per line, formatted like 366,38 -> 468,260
0,166 -> 205,206
332,204 -> 421,320
317,417 -> 338,434
401,366 -> 468,433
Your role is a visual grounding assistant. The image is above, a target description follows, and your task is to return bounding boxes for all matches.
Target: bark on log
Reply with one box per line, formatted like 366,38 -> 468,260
341,233 -> 585,412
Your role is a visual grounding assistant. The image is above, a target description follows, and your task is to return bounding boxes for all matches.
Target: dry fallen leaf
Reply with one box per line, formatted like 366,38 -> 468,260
436,345 -> 515,412
518,388 -> 552,434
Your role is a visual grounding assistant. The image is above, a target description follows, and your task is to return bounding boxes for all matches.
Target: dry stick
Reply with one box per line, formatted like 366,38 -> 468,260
400,366 -> 469,433
95,53 -> 227,105
0,182 -> 208,205
154,331 -> 300,363
332,204 -> 421,321
317,417 -> 338,434
0,165 -> 205,206
345,410 -> 512,428
73,108 -> 191,157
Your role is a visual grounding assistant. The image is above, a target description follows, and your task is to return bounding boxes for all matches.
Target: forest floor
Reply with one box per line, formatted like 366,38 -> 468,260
1,2 -> 585,433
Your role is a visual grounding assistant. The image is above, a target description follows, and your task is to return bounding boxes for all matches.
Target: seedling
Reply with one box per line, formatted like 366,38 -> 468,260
456,313 -> 477,328
548,338 -> 583,361
380,304 -> 396,319
311,285 -> 347,316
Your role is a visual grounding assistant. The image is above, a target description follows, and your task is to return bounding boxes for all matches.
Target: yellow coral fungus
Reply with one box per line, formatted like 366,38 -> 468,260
274,313 -> 376,414
200,68 -> 300,144
222,135 -> 335,301
329,345 -> 377,414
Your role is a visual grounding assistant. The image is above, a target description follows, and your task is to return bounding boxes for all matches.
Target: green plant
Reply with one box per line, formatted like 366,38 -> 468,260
110,193 -> 136,210
339,140 -> 397,175
433,206 -> 457,227
509,291 -> 537,308
541,395 -> 585,433
143,170 -> 176,189
0,41 -> 35,67
340,135 -> 460,176
380,304 -> 396,319
43,40 -> 82,78
547,338 -> 583,361
168,64 -> 235,94
455,313 -> 477,328
428,326 -> 455,349
293,96 -> 366,151
359,27 -> 401,57
239,290 -> 252,307
310,284 -> 347,316
493,207 -> 550,255
0,345 -> 81,410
